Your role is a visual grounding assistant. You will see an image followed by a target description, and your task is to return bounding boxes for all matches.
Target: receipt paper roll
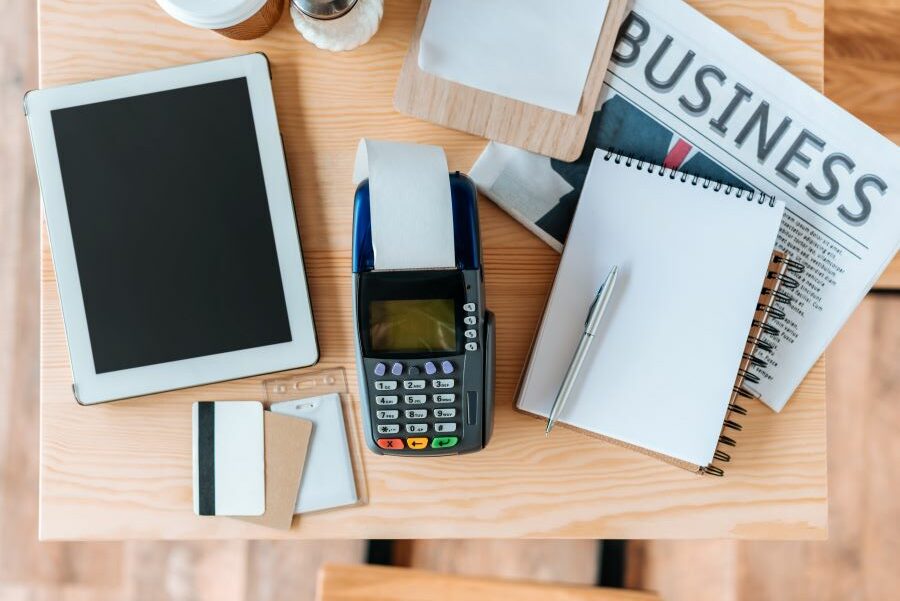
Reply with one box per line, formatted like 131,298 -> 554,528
353,139 -> 456,270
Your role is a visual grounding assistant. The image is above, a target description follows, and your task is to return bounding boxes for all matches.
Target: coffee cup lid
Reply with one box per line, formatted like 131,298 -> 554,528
156,0 -> 268,29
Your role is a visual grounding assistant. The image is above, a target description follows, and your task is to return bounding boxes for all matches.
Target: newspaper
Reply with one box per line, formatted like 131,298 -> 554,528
471,0 -> 900,412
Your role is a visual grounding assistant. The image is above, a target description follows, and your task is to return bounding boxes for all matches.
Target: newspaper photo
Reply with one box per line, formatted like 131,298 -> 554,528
471,0 -> 900,412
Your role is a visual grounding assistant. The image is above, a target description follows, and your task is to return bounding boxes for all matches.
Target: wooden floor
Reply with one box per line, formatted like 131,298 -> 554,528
1,0 -> 897,599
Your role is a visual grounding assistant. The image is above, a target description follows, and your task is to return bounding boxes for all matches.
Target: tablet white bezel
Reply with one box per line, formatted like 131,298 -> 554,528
27,53 -> 318,405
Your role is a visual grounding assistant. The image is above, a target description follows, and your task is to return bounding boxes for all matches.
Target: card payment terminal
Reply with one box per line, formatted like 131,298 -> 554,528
352,172 -> 495,456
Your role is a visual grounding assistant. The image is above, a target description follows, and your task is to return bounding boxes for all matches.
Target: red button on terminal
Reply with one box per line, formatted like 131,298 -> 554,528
377,438 -> 404,450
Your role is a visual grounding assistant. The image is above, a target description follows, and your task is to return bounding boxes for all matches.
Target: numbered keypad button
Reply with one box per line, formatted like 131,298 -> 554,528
433,393 -> 455,403
376,410 -> 398,420
432,379 -> 455,389
434,422 -> 457,433
375,395 -> 398,405
404,394 -> 426,404
463,302 -> 476,312
434,408 -> 456,419
377,424 -> 399,435
405,409 -> 427,419
375,380 -> 397,391
403,380 -> 426,390
405,423 -> 428,434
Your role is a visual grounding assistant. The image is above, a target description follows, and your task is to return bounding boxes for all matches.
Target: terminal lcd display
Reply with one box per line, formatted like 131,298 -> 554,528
369,299 -> 456,353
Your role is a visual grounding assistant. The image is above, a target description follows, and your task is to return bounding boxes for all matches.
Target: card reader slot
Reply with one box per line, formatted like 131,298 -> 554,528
466,391 -> 477,426
482,311 -> 496,446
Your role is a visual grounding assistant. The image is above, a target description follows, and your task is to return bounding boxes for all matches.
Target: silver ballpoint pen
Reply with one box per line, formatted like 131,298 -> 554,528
546,265 -> 619,435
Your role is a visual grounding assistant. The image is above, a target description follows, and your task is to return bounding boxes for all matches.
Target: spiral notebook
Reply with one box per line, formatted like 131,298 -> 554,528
517,149 -> 799,475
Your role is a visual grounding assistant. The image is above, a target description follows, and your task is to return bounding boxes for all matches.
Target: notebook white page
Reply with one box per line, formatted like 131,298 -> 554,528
517,150 -> 784,466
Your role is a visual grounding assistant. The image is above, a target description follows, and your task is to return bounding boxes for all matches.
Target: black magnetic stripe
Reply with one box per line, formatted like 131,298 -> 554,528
197,401 -> 216,516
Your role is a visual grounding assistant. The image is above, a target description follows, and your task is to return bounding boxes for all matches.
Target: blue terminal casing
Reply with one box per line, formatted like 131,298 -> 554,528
352,173 -> 481,273
351,172 -> 495,456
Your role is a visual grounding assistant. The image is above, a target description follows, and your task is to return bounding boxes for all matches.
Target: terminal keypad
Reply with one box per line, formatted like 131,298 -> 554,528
372,360 -> 462,451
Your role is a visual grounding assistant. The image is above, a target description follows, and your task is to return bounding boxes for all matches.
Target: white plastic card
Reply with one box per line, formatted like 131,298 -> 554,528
192,400 -> 265,516
270,393 -> 359,514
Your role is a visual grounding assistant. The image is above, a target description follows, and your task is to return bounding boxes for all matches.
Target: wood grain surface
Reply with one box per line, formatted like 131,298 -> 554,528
626,293 -> 900,601
5,0 -> 897,597
826,0 -> 900,144
1,2 -> 364,599
315,564 -> 660,601
825,0 -> 900,289
693,36 -> 900,601
395,540 -> 600,585
38,0 -> 827,540
393,0 -> 629,161
874,260 -> 900,289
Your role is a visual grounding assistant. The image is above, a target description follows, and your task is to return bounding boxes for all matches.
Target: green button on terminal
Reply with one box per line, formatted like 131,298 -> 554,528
431,436 -> 458,449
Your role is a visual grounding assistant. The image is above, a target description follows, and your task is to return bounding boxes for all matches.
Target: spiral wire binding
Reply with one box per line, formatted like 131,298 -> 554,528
746,335 -> 775,353
751,320 -> 780,337
762,287 -> 794,305
756,304 -> 787,320
727,403 -> 749,416
601,150 -> 808,476
767,271 -> 801,288
602,150 -> 779,207
743,352 -> 768,368
703,251 -> 805,475
774,255 -> 806,273
736,368 -> 761,384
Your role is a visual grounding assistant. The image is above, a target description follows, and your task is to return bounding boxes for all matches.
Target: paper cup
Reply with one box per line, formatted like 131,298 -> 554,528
156,0 -> 285,40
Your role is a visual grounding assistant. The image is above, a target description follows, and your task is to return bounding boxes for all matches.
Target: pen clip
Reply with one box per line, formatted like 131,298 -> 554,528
584,288 -> 603,330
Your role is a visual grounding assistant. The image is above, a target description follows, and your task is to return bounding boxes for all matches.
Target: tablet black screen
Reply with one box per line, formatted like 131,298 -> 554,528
51,77 -> 292,374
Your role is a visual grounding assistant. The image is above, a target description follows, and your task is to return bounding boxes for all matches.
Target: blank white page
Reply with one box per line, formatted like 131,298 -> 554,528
418,0 -> 609,115
518,150 -> 784,466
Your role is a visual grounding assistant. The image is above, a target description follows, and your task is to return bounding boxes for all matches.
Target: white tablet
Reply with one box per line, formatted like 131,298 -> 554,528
26,54 -> 318,405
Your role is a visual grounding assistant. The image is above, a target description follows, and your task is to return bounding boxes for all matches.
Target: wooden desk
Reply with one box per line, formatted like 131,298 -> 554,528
38,0 -> 827,540
316,564 -> 661,601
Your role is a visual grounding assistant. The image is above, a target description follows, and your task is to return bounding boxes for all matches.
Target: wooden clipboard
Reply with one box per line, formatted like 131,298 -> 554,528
394,0 -> 630,161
